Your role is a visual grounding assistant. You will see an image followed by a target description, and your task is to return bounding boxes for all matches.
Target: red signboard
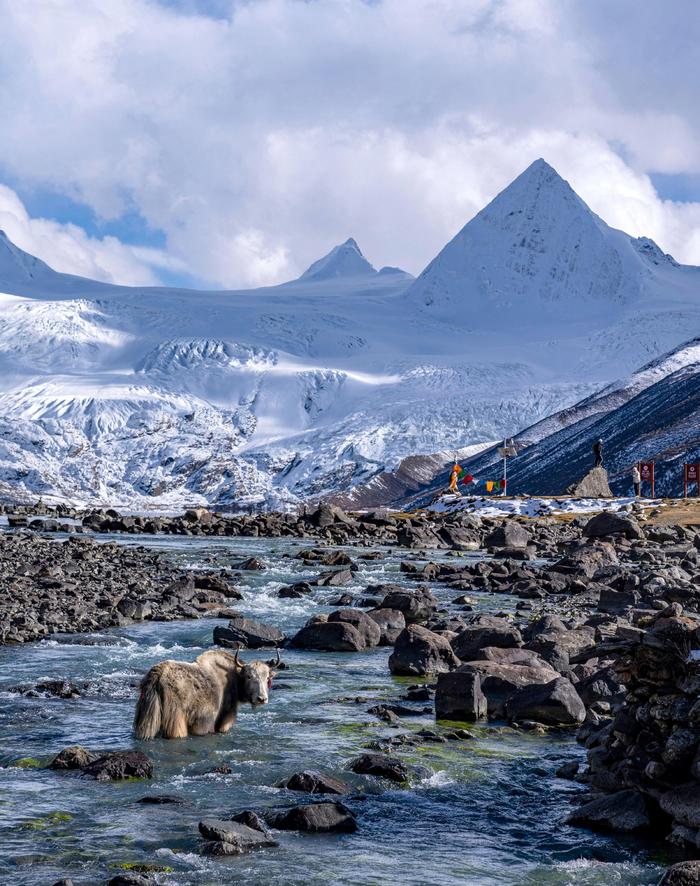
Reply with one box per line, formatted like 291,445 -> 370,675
639,461 -> 655,497
685,462 -> 700,497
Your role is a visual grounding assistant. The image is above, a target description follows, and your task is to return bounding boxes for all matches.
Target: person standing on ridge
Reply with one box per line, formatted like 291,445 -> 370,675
631,464 -> 641,497
593,439 -> 604,468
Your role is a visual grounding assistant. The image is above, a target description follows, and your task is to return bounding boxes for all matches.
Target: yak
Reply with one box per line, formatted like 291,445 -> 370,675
133,646 -> 280,740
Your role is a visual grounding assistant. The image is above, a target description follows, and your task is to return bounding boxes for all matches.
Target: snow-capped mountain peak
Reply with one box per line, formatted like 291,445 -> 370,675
403,157 -> 665,326
300,237 -> 376,280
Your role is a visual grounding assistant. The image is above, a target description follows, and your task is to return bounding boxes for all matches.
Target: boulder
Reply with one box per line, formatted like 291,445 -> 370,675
199,818 -> 278,853
598,587 -> 640,614
566,789 -> 650,832
278,581 -> 314,598
660,862 -> 700,885
309,504 -> 358,529
82,750 -> 153,782
389,625 -> 461,676
505,677 -> 586,726
314,568 -> 355,587
478,647 -> 550,669
551,541 -> 619,577
583,511 -> 643,540
461,660 -> 558,717
575,666 -> 626,707
48,745 -> 98,771
270,801 -> 357,833
277,770 -> 350,795
193,573 -> 242,598
380,586 -> 437,623
435,666 -> 488,721
213,614 -> 285,649
451,615 -> 522,661
327,609 -> 381,648
570,467 -> 613,498
367,608 -> 406,645
291,618 -> 366,652
348,753 -> 409,783
234,556 -> 267,571
484,522 -> 531,549
660,783 -> 700,829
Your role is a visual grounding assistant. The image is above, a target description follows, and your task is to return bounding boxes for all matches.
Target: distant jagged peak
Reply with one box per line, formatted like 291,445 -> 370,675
300,237 -> 376,281
0,229 -> 55,284
632,236 -> 680,267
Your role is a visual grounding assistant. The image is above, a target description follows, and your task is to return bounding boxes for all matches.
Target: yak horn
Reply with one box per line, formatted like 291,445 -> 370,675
268,645 -> 281,668
234,643 -> 242,667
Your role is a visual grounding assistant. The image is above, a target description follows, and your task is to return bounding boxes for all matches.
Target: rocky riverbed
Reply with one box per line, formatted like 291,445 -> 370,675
1,506 -> 700,884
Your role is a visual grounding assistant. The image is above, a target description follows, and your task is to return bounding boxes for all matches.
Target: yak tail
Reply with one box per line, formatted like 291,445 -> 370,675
133,672 -> 162,740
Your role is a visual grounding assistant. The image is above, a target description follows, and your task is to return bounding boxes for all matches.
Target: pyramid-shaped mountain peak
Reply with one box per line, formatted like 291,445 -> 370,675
300,237 -> 376,281
403,158 -> 643,326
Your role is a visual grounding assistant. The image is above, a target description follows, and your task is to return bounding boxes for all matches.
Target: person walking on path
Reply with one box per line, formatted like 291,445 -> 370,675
593,439 -> 604,468
631,464 -> 641,497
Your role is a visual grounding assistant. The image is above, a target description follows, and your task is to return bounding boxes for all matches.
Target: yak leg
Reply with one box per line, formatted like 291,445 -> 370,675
161,707 -> 189,739
190,716 -> 216,736
215,680 -> 238,733
216,710 -> 237,733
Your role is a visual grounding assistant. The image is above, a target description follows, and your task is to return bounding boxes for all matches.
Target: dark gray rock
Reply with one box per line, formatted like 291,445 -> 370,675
82,750 -> 153,782
380,586 -> 437,623
435,666 -> 488,721
48,745 -> 98,771
348,753 -> 409,783
459,660 -> 558,717
367,608 -> 406,645
660,783 -> 700,829
659,861 -> 700,885
484,522 -> 531,549
277,770 -> 350,795
566,790 -> 650,832
451,615 -> 522,661
270,801 -> 357,833
583,511 -> 643,540
291,618 -> 366,652
327,609 -> 381,648
389,624 -> 461,676
213,614 -> 285,649
570,467 -> 613,498
199,818 -> 278,853
505,677 -> 586,726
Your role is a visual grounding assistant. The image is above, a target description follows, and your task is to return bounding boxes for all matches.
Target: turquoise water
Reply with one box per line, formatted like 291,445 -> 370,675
0,536 -> 671,885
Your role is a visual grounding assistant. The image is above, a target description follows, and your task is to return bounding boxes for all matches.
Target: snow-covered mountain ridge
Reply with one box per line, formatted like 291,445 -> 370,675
0,159 -> 698,509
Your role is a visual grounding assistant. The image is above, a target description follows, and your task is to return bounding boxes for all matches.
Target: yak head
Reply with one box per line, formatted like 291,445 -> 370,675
235,646 -> 280,708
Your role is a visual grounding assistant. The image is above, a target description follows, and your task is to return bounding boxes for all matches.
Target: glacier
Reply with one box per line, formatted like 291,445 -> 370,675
0,159 -> 698,510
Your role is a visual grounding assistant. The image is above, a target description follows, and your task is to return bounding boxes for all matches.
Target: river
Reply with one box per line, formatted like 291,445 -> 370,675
0,534 -> 671,885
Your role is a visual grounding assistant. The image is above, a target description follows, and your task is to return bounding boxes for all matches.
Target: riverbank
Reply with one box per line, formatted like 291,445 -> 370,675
1,508 -> 700,884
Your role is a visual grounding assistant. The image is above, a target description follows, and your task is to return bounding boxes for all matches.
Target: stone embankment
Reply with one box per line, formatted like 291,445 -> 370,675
0,532 -> 241,644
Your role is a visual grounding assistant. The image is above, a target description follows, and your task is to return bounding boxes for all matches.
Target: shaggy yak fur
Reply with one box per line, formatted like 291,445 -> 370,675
133,647 -> 279,740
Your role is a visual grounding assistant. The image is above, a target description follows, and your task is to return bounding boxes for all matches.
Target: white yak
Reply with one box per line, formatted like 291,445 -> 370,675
133,647 -> 279,740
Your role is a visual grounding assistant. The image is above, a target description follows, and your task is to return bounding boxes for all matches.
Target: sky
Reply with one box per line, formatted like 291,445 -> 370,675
0,0 -> 699,289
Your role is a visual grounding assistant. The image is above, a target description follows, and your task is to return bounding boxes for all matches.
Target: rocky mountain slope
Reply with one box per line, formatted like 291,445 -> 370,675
344,335 -> 700,508
0,160 -> 698,509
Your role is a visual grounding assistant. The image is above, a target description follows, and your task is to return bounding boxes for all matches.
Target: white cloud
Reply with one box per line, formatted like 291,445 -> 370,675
0,184 -> 182,285
0,0 -> 698,286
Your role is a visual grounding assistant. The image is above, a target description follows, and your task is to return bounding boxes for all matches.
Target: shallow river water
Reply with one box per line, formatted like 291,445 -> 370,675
0,535 -> 675,885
